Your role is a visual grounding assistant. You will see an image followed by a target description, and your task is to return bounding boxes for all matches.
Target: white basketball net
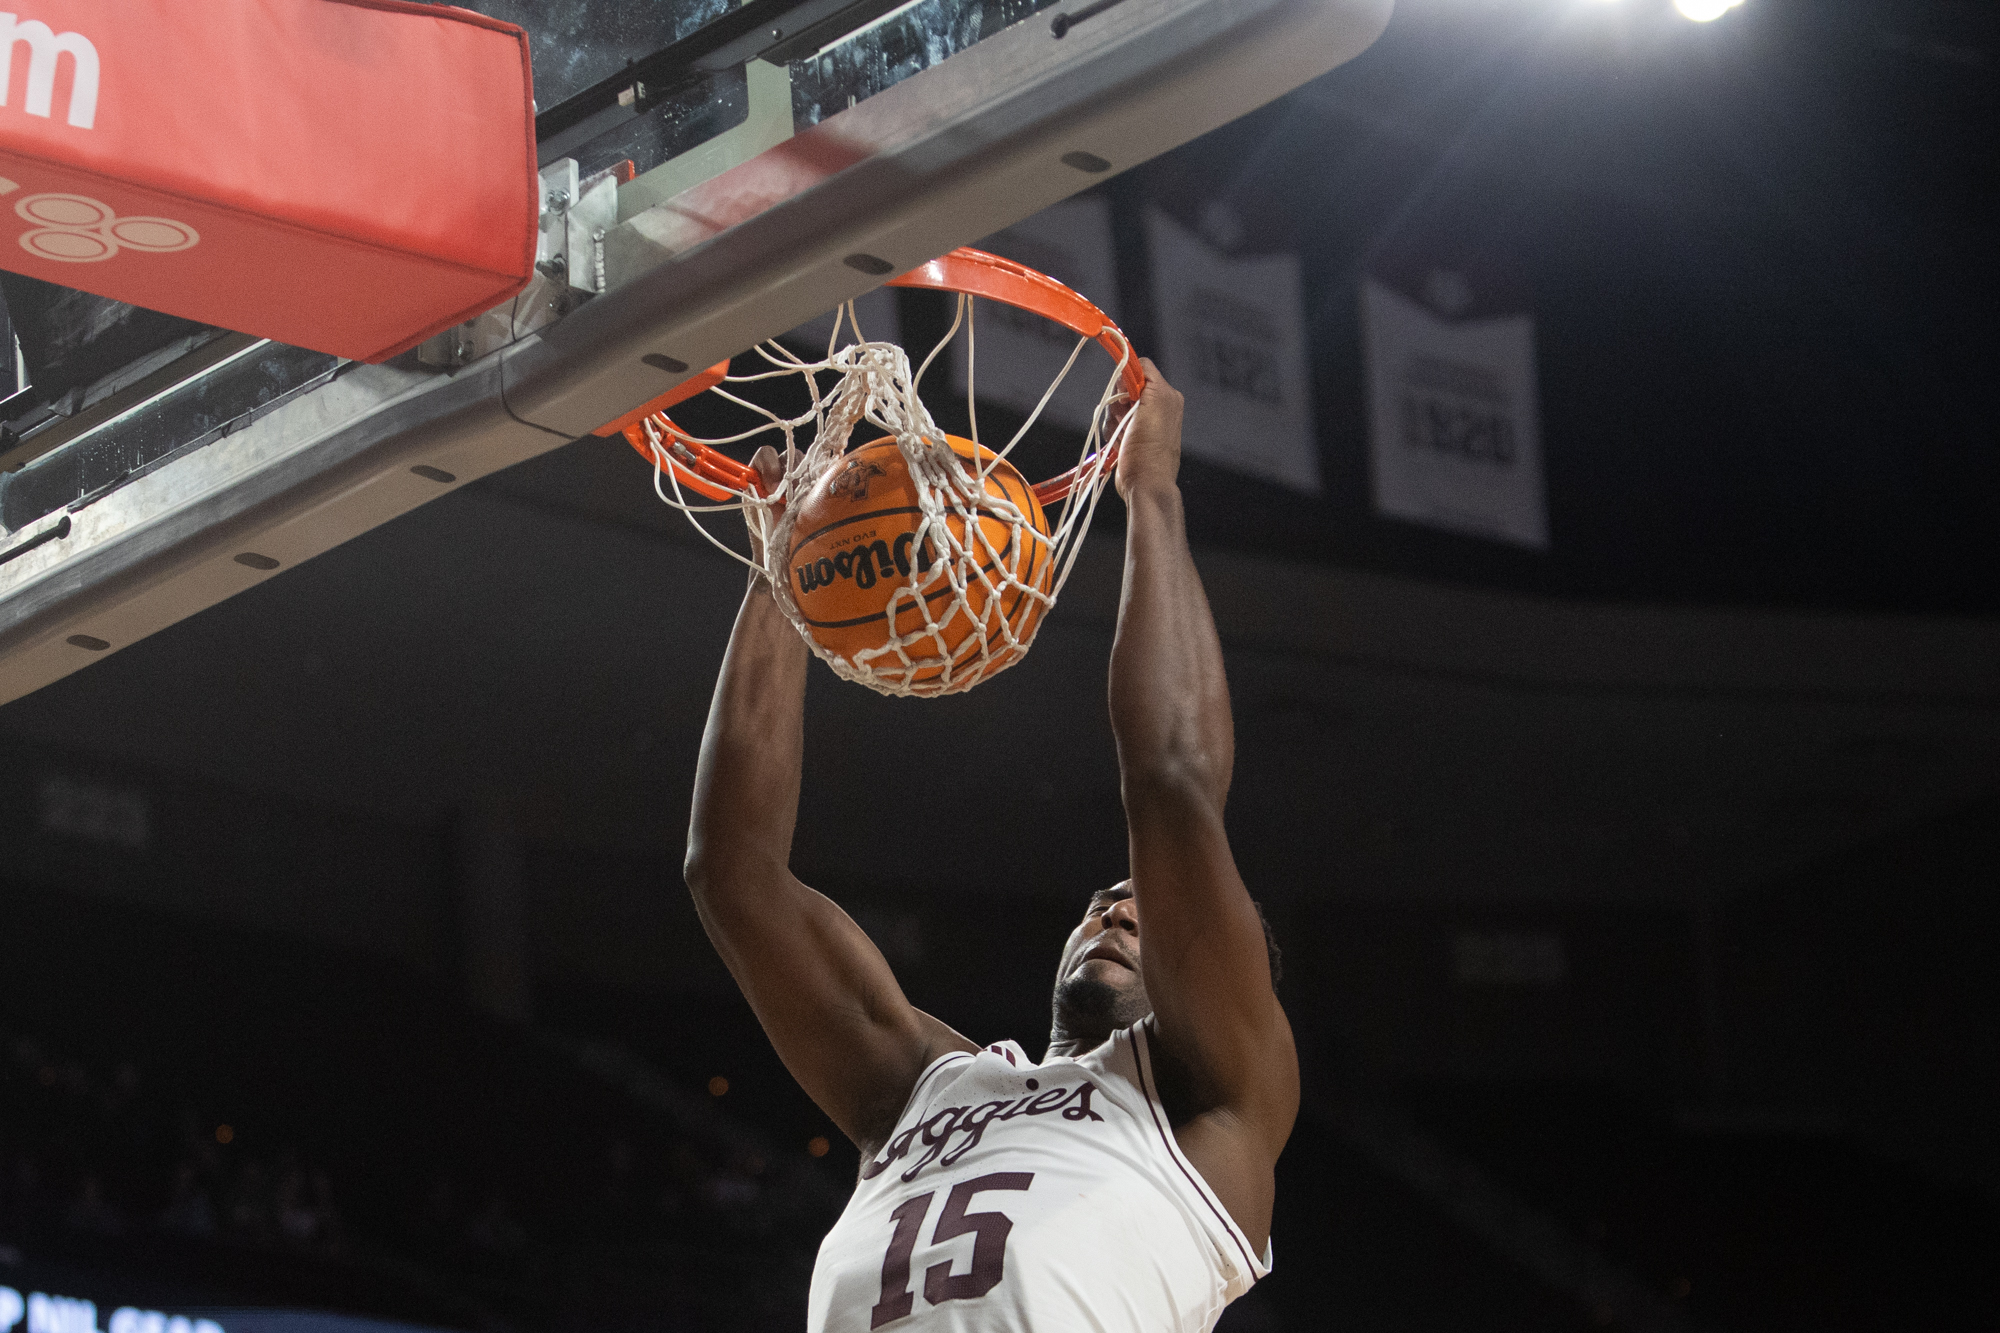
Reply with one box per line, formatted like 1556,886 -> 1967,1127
641,297 -> 1132,697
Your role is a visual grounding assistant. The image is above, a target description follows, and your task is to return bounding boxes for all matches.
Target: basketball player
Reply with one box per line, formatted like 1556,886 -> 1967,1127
685,360 -> 1298,1331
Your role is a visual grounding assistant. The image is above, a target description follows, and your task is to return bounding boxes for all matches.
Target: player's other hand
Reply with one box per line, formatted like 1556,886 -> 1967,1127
1114,358 -> 1184,500
745,445 -> 786,571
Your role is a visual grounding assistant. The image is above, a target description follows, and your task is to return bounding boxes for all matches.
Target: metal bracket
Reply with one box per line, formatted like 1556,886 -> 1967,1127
536,158 -> 621,294
416,159 -> 621,371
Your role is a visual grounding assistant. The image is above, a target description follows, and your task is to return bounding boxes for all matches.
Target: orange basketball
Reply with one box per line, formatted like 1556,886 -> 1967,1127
783,435 -> 1053,691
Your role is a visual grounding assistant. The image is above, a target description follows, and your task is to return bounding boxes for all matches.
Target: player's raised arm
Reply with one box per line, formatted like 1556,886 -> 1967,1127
685,448 -> 974,1154
1107,363 -> 1299,1163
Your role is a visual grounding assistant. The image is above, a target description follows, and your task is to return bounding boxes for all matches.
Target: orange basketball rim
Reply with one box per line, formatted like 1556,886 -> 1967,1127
615,246 -> 1146,506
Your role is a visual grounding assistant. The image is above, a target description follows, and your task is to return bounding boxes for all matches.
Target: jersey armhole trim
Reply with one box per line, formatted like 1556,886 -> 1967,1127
887,1047 -> 975,1134
1128,1019 -> 1269,1283
857,1047 -> 974,1170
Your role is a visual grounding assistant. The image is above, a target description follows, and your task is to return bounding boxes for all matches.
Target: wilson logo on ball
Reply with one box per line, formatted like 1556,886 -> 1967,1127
794,530 -> 934,596
781,436 -> 1053,688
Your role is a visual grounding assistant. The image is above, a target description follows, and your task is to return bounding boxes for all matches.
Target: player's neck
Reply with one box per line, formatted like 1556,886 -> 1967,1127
1044,1023 -> 1117,1060
1047,987 -> 1152,1059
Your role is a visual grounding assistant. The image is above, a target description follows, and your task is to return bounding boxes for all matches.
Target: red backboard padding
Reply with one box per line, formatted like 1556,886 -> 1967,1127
0,0 -> 535,362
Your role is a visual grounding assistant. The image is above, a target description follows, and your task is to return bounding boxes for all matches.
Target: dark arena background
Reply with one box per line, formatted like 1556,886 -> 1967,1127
3,2 -> 1997,1332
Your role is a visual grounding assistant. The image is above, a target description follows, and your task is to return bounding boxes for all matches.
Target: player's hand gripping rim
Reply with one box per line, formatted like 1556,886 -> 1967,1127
1113,358 -> 1184,500
741,445 -> 789,577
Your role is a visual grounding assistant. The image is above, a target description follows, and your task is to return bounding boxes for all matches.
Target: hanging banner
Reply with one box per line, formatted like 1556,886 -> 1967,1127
1146,209 -> 1320,494
1361,267 -> 1548,548
783,286 -> 900,356
952,196 -> 1122,431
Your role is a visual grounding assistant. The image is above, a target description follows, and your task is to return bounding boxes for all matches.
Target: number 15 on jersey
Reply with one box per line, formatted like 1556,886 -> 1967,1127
870,1172 -> 1034,1328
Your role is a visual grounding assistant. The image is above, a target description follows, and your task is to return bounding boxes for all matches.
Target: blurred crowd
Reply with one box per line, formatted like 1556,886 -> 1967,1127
0,1025 -> 837,1293
0,1033 -> 346,1260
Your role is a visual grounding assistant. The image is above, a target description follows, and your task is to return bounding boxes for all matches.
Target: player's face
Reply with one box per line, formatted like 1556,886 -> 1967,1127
1049,883 -> 1151,1040
1060,883 -> 1142,978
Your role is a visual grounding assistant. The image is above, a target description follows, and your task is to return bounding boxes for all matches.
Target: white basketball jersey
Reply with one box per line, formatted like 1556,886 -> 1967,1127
807,1019 -> 1270,1333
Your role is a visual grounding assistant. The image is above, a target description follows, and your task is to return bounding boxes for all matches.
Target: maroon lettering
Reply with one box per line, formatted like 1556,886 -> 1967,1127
871,1175 -> 1035,1325
869,1191 -> 933,1329
861,1078 -> 1104,1183
924,1173 -> 1034,1307
861,1122 -> 924,1181
938,1101 -> 1011,1167
902,1106 -> 969,1182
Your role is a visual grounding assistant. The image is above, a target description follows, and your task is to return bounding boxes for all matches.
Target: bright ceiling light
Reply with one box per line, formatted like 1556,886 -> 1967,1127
1674,0 -> 1744,20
